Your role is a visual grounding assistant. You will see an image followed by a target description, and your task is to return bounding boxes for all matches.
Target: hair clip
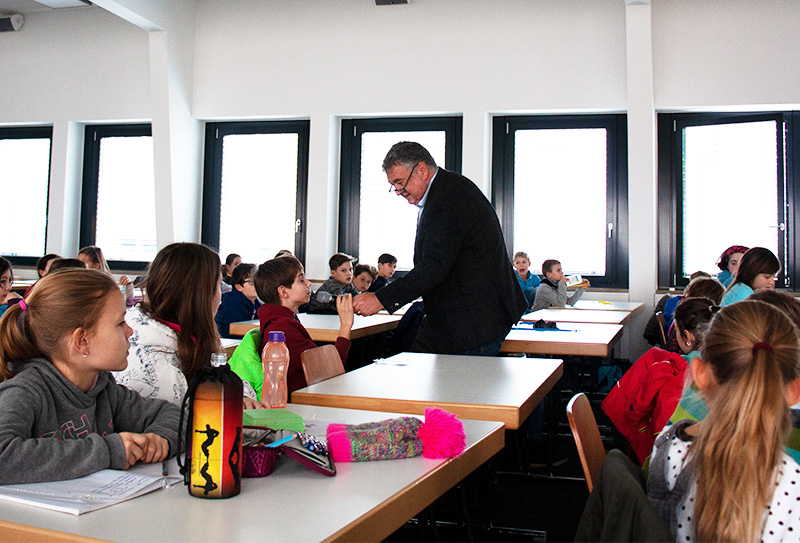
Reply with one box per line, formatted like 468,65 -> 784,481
709,305 -> 721,313
18,299 -> 28,312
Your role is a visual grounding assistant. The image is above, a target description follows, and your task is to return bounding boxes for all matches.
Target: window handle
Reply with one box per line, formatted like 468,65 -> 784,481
769,223 -> 786,232
295,219 -> 302,233
607,222 -> 614,239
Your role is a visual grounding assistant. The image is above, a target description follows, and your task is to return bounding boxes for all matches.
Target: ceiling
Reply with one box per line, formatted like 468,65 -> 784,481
0,0 -> 92,16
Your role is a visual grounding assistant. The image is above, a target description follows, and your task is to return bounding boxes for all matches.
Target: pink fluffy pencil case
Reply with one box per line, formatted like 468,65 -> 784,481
326,407 -> 467,462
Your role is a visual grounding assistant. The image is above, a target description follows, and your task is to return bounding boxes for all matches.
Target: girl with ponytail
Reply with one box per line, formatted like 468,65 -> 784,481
0,268 -> 179,484
649,301 -> 800,542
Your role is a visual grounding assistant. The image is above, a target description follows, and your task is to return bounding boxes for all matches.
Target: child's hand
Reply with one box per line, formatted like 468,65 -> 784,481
119,275 -> 131,286
243,397 -> 271,410
119,432 -> 169,469
578,280 -> 591,289
337,294 -> 355,331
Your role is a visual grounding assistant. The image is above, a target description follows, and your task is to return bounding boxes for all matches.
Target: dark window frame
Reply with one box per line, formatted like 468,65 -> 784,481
80,123 -> 152,272
201,120 -> 310,264
338,116 -> 463,261
1,126 -> 53,268
491,114 -> 629,289
657,112 -> 794,289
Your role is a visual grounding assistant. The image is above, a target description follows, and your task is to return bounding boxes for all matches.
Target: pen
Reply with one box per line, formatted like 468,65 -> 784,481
266,433 -> 296,448
162,460 -> 168,476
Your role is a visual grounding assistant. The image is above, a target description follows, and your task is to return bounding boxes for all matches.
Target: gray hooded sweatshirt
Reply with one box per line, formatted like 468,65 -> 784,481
0,358 -> 180,485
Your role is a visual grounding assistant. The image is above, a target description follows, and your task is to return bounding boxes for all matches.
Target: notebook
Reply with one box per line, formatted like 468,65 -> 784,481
0,458 -> 182,515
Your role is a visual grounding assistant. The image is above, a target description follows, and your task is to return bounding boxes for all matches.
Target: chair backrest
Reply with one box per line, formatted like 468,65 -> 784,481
567,393 -> 606,493
655,311 -> 668,347
301,344 -> 345,386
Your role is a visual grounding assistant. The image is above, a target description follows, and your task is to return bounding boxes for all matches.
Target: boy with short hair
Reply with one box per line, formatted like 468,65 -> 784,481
368,253 -> 397,292
253,256 -> 354,395
513,251 -> 540,309
530,259 -> 591,312
353,263 -> 378,293
307,253 -> 360,313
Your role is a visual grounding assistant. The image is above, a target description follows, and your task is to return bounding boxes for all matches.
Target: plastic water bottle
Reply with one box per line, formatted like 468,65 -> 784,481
262,331 -> 289,408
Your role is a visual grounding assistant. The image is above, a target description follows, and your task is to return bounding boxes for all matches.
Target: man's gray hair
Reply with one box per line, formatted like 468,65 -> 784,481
382,141 -> 437,172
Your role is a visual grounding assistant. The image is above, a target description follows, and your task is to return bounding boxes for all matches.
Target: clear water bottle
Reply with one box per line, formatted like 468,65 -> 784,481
261,331 -> 289,408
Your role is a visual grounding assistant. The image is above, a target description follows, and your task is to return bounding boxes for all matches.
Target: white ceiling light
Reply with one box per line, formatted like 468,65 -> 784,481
33,0 -> 90,8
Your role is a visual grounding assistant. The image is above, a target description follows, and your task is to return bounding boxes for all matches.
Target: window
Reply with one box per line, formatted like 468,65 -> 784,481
339,117 -> 462,268
657,112 -> 796,288
492,115 -> 628,288
0,127 -> 52,266
81,124 -> 156,268
202,121 -> 309,265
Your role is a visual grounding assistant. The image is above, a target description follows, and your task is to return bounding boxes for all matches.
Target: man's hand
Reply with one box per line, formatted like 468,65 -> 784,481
352,292 -> 384,316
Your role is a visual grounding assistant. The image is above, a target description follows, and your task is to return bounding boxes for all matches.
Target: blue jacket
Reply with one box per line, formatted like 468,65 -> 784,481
516,270 -> 541,309
215,289 -> 261,338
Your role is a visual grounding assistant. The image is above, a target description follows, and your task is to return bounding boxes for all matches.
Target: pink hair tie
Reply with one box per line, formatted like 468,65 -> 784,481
18,299 -> 28,312
752,342 -> 773,355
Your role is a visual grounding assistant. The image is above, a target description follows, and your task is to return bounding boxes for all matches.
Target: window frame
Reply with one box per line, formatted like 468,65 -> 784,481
1,126 -> 53,268
491,114 -> 629,289
201,120 -> 310,264
338,116 -> 463,262
80,123 -> 153,272
657,112 -> 793,289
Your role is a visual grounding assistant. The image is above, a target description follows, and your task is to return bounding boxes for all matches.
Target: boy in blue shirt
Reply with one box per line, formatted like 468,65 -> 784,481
514,251 -> 540,309
368,253 -> 397,292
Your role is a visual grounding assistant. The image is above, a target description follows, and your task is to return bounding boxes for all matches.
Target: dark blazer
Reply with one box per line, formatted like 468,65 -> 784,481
376,168 -> 527,353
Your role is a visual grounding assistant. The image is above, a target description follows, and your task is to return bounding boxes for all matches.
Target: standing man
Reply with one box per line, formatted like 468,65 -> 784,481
353,141 -> 526,355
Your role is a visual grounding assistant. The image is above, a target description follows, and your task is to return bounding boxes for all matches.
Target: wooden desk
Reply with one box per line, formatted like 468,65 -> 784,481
571,300 -> 644,315
229,313 -> 401,342
0,404 -> 504,543
501,322 -> 623,357
523,308 -> 632,325
292,352 -> 563,430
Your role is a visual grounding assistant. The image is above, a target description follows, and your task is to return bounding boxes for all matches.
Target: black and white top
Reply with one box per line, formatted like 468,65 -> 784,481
649,419 -> 800,542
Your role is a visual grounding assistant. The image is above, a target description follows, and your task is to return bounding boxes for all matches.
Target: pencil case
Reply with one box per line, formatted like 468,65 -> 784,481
241,426 -> 280,478
241,427 -> 336,478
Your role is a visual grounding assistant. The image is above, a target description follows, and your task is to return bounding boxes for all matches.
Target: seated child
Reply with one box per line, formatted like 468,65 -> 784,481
513,251 -> 541,309
0,258 -> 22,318
306,253 -> 360,313
117,243 -> 263,409
254,256 -> 354,396
368,253 -> 397,292
649,301 -> 800,541
0,268 -> 180,484
714,244 -> 748,288
720,246 -> 780,306
23,253 -> 61,298
530,259 -> 590,312
352,263 -> 378,293
215,263 -> 261,338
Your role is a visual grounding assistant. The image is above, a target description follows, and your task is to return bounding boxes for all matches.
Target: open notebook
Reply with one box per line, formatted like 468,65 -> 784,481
0,457 -> 182,515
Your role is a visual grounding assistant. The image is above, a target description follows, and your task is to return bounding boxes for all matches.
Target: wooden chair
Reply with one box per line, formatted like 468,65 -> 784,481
655,311 -> 668,347
301,344 -> 345,385
567,393 -> 606,493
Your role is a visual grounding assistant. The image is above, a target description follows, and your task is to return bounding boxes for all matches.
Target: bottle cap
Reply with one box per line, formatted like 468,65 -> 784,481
210,352 -> 227,367
268,331 -> 286,343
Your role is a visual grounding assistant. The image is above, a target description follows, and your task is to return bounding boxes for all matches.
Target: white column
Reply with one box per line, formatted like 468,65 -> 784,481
625,0 -> 658,358
305,114 -> 340,280
46,121 -> 83,257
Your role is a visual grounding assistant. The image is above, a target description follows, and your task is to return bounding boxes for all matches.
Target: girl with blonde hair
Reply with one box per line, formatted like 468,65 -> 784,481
649,300 -> 800,542
0,268 -> 179,484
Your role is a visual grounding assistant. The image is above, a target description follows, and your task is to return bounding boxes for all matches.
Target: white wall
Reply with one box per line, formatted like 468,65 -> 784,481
3,0 -> 800,358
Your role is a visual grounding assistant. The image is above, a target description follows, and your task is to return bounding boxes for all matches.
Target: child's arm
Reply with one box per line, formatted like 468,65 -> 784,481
566,282 -> 589,306
109,382 -> 181,459
0,385 -> 129,484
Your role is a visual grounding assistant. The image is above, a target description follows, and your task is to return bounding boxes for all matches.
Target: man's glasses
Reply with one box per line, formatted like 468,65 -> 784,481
388,163 -> 418,194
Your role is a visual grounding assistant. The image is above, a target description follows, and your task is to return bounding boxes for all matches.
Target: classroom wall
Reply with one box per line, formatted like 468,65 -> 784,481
2,0 -> 800,358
